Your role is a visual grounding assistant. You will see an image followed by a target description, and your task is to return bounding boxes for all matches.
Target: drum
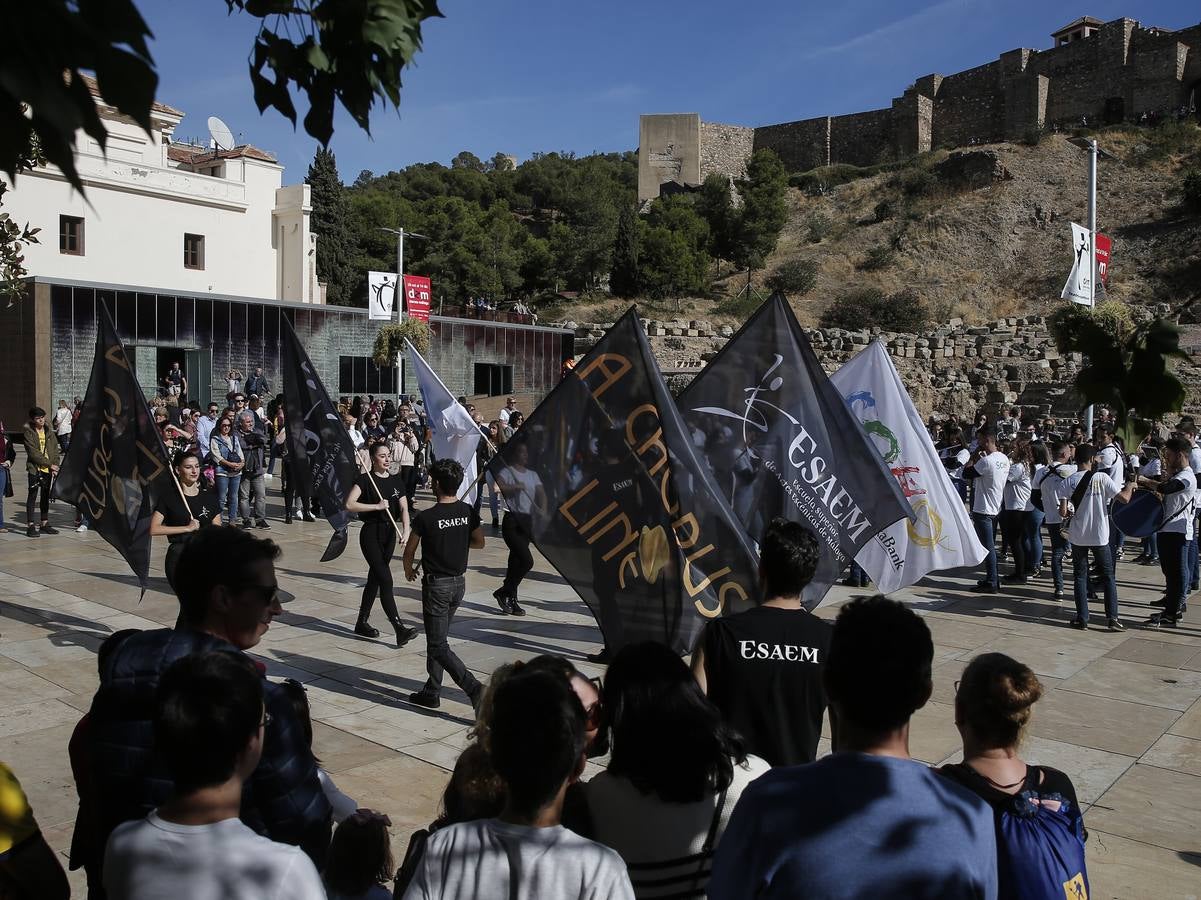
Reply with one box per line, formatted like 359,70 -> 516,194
1112,489 -> 1164,538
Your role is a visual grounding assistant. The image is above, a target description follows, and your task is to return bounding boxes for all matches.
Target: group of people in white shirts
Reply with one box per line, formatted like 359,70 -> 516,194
962,420 -> 1200,629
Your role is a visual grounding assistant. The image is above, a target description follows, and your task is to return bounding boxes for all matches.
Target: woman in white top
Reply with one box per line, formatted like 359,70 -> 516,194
494,441 -> 546,616
583,642 -> 769,899
52,399 -> 73,451
1138,436 -> 1197,627
1023,442 -> 1049,578
1001,442 -> 1033,584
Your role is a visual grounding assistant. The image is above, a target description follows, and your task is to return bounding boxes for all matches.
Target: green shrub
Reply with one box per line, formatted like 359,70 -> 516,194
765,259 -> 818,296
819,287 -> 930,332
1132,121 -> 1201,166
860,244 -> 896,271
806,213 -> 831,243
1182,169 -> 1201,213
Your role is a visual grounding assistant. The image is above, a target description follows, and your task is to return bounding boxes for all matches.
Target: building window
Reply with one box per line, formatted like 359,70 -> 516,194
339,356 -> 397,395
184,233 -> 205,270
59,215 -> 84,255
474,363 -> 513,397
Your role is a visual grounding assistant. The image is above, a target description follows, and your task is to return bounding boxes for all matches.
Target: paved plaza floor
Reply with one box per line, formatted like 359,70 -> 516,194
2,468 -> 1201,898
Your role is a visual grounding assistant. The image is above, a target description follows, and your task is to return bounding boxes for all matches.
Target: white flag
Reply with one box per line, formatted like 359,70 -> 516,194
368,271 -> 398,321
1060,222 -> 1093,305
830,341 -> 986,593
405,340 -> 481,504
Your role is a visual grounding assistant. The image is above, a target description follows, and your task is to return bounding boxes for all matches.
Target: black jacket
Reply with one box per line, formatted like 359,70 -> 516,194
81,627 -> 331,875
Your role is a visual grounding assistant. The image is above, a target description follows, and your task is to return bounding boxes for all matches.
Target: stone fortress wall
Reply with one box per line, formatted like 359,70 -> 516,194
563,314 -> 1201,423
639,16 -> 1201,199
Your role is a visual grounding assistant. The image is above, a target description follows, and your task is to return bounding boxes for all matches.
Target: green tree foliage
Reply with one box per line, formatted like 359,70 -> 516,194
695,174 -> 735,262
344,150 -> 637,305
819,287 -> 930,332
730,149 -> 788,271
306,148 -> 355,306
765,259 -> 817,297
637,196 -> 710,300
609,203 -> 640,298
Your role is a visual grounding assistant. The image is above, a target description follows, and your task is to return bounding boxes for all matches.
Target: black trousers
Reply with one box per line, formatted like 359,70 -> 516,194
501,512 -> 534,597
281,460 -> 296,511
26,471 -> 51,524
359,521 -> 400,622
1000,509 -> 1026,577
400,465 -> 417,508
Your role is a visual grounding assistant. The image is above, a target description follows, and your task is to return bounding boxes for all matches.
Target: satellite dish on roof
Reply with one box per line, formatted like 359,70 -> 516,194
207,116 -> 235,151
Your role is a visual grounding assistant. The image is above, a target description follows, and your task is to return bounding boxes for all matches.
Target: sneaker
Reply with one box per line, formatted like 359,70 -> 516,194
1069,618 -> 1088,630
1107,618 -> 1125,632
1145,613 -> 1178,629
256,519 -> 270,530
41,524 -> 59,535
408,690 -> 441,709
27,524 -> 39,537
1052,589 -> 1064,600
354,620 -> 380,639
1131,554 -> 1148,564
507,597 -> 527,617
76,523 -> 88,533
492,589 -> 510,615
971,583 -> 999,594
1002,574 -> 1028,584
239,520 -> 252,529
1139,557 -> 1159,566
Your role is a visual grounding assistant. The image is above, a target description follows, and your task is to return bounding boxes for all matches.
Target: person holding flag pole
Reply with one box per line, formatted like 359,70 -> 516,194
345,441 -> 417,647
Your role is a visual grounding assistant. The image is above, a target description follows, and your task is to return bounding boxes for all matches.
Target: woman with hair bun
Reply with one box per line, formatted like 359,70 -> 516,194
150,450 -> 222,589
941,652 -> 1088,897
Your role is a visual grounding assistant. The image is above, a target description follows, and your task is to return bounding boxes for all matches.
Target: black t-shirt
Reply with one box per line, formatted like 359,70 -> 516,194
355,472 -> 406,525
155,487 -> 219,544
702,605 -> 833,767
412,500 -> 479,577
939,763 -> 1081,817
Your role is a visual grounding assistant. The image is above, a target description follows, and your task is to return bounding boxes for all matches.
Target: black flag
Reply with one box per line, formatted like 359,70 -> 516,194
279,316 -> 358,561
52,301 -> 185,589
488,308 -> 759,655
677,293 -> 912,607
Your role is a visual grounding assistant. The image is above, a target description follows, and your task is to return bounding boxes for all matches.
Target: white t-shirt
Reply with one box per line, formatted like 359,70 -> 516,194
403,819 -> 634,900
1095,445 -> 1124,483
103,811 -> 325,900
584,755 -> 770,899
1003,462 -> 1031,511
1159,469 -> 1196,539
1038,464 -> 1074,525
498,407 -> 513,425
52,407 -> 73,436
319,767 -> 358,823
1189,446 -> 1201,474
1141,457 -> 1162,478
1058,469 -> 1122,547
971,452 -> 1010,516
498,466 -> 543,515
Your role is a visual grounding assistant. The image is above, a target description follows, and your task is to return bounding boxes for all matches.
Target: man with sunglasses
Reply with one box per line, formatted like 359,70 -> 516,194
79,528 -> 332,885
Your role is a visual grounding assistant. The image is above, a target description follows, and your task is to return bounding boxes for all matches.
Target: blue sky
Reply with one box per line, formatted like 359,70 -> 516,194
143,0 -> 1196,185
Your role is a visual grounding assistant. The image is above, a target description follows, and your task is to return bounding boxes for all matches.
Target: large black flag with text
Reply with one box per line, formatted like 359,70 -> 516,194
488,309 -> 759,655
52,302 -> 185,589
280,317 -> 357,561
676,293 -> 912,607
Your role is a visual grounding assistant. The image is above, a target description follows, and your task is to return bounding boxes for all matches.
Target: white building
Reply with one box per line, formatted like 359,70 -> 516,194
7,75 -> 322,303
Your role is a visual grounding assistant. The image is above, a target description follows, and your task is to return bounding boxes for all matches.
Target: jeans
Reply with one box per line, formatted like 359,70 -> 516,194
56,433 -> 71,452
1109,520 -> 1125,562
1024,509 -> 1045,574
1190,521 -> 1199,590
1142,532 -> 1159,560
27,470 -> 52,525
215,474 -> 241,522
421,575 -> 481,697
972,513 -> 998,588
846,561 -> 870,587
1072,544 -> 1117,623
1046,523 -> 1068,593
238,473 -> 266,523
473,477 -> 500,524
1158,531 -> 1189,619
0,465 -> 7,527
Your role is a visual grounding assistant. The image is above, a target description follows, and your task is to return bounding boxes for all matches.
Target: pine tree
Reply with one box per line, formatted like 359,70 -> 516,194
306,148 -> 355,306
609,203 -> 640,297
731,149 -> 788,272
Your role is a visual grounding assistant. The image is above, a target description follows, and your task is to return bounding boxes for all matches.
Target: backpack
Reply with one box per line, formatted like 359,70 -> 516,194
996,784 -> 1089,900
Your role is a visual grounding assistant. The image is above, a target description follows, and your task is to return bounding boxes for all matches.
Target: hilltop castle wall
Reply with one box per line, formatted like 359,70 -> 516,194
640,16 -> 1201,199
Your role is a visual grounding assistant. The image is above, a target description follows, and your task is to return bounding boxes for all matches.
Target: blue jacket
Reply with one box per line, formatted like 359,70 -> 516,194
83,627 -> 331,871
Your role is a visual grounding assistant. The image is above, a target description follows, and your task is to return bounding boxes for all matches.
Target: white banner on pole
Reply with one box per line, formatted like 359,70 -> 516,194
1060,222 -> 1093,305
368,271 -> 398,321
405,340 -> 480,505
830,341 -> 986,593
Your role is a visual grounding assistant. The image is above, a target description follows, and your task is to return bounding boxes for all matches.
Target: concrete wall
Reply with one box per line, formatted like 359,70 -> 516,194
638,114 -> 701,201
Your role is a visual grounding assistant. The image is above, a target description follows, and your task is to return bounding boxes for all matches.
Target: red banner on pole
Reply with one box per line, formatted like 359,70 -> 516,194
1095,233 -> 1111,286
402,274 -> 432,322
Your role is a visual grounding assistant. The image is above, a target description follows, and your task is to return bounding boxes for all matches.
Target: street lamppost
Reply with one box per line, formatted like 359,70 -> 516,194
379,227 -> 429,397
